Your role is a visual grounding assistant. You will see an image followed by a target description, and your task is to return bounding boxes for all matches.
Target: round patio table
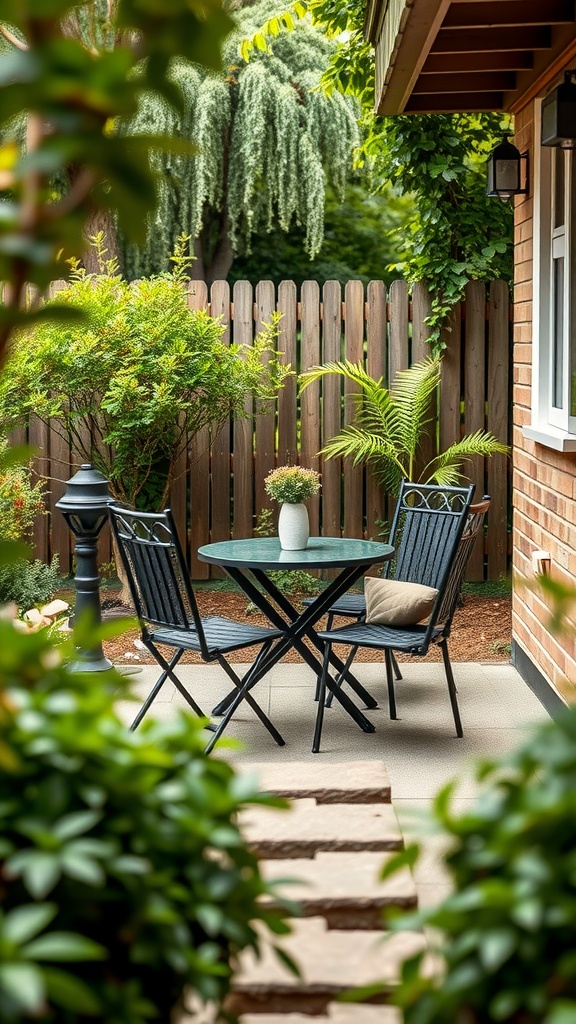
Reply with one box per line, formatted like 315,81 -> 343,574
198,536 -> 394,752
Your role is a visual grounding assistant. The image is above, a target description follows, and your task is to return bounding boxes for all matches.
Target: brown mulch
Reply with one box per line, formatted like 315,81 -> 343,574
100,589 -> 512,666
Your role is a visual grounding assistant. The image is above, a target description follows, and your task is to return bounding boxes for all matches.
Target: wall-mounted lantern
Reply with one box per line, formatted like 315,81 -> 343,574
542,71 -> 576,149
486,136 -> 529,202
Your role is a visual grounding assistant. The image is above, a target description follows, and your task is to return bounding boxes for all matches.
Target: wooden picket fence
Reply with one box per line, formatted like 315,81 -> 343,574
26,277 -> 511,582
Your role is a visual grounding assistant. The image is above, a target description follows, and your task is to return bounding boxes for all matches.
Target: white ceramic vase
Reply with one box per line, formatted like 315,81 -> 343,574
278,502 -> 309,550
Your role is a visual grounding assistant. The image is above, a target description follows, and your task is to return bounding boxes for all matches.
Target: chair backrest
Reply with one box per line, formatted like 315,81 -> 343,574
108,505 -> 210,658
386,481 -> 475,631
434,496 -> 491,629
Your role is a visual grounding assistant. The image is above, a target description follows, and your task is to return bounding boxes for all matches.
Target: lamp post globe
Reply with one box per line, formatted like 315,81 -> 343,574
56,464 -> 113,672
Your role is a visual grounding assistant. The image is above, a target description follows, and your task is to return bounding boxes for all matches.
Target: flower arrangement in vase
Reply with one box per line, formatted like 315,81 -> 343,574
264,465 -> 320,550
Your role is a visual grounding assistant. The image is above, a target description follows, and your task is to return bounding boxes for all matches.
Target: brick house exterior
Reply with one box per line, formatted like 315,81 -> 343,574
366,0 -> 576,706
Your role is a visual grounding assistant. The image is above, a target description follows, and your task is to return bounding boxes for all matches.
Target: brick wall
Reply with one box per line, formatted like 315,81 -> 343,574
512,89 -> 576,702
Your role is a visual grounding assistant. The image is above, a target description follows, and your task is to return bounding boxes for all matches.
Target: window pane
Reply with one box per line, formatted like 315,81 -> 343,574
553,256 -> 564,409
554,148 -> 565,229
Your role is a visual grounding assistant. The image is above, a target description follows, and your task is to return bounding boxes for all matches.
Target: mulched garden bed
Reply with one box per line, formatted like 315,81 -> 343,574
98,587 -> 512,666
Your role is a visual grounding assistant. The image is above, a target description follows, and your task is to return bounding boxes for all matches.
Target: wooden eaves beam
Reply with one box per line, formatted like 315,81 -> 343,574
443,0 -> 575,29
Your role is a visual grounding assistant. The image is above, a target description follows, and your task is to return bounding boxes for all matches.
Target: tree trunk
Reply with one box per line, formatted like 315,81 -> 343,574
190,211 -> 234,285
207,228 -> 234,284
190,235 -> 206,281
82,207 -> 119,273
110,533 -> 135,611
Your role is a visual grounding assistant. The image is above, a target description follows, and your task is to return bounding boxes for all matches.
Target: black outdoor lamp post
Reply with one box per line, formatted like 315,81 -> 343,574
486,136 -> 529,202
56,464 -> 113,672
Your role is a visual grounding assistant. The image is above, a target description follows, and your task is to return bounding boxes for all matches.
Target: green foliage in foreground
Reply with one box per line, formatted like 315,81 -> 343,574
384,706 -> 576,1023
0,240 -> 289,510
300,356 -> 509,495
0,620 -> 288,1023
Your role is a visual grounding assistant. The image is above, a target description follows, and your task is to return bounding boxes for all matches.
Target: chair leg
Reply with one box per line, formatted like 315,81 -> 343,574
325,644 -> 358,709
131,647 -> 204,730
212,641 -> 270,716
216,647 -> 285,747
392,652 -> 403,681
440,639 -> 463,738
204,654 -> 286,755
384,650 -> 397,720
315,613 -> 334,701
312,643 -> 331,753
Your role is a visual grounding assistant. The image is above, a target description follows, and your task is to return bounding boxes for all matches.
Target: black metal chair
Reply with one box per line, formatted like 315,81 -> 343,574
109,505 -> 286,752
319,494 -> 491,698
313,482 -> 479,749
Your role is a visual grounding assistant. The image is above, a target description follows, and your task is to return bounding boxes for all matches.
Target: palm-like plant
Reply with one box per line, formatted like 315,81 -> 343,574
299,356 -> 509,495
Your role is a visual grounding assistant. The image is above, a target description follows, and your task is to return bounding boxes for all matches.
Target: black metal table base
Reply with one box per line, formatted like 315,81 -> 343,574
209,563 -> 378,750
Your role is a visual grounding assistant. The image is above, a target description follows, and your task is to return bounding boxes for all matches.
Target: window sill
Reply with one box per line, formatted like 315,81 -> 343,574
523,424 -> 576,452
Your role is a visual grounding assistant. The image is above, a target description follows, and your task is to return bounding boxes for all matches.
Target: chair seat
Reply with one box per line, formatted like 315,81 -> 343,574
150,615 -> 283,657
303,592 -> 366,617
317,619 -> 443,655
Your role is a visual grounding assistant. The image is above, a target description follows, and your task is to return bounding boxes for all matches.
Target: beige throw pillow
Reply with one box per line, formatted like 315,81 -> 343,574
364,577 -> 439,627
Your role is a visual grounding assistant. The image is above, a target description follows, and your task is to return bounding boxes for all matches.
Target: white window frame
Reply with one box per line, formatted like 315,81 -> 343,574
524,99 -> 576,452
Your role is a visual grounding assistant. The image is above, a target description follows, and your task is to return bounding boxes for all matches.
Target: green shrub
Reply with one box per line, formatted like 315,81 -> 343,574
0,556 -> 61,610
0,621 -> 288,1023
0,237 -> 289,510
0,439 -> 46,543
387,708 -> 576,1023
0,439 -> 60,609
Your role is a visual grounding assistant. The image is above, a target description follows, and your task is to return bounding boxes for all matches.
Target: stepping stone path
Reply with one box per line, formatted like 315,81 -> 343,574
226,760 -> 423,1021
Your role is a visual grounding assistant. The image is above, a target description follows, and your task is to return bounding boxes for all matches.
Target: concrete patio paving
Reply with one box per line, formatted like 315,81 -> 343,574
116,657 -> 550,910
117,658 -> 552,1020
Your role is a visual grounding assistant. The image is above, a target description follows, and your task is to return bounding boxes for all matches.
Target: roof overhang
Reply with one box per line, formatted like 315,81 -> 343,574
366,0 -> 576,114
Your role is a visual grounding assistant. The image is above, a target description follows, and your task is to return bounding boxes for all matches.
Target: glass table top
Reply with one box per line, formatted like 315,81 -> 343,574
197,536 -> 394,570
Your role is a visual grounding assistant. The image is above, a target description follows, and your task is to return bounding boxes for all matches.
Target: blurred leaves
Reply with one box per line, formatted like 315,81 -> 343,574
0,0 -> 233,360
382,707 -> 576,1023
0,615 -> 289,1021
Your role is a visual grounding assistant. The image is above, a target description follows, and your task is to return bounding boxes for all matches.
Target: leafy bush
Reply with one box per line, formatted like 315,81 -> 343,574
0,620 -> 287,1023
0,556 -> 61,611
0,440 -> 60,609
0,439 -> 45,543
0,237 -> 289,510
387,708 -> 576,1023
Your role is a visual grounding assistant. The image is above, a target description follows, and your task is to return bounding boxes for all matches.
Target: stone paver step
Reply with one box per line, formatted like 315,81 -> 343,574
240,760 -> 391,804
239,1005 -> 400,1023
227,917 -> 425,1017
240,800 -> 402,859
260,851 -> 417,930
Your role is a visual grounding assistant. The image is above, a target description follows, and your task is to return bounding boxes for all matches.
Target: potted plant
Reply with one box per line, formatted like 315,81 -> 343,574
264,465 -> 320,550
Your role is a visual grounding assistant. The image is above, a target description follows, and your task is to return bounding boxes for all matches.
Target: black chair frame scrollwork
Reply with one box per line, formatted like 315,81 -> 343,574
109,504 -> 285,752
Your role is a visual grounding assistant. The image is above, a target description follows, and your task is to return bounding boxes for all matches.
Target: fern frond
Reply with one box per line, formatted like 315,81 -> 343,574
390,357 -> 440,461
321,425 -> 407,472
423,430 -> 509,484
299,359 -> 384,396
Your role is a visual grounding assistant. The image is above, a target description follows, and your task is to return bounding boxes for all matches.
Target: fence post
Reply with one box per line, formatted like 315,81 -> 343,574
300,280 -> 321,536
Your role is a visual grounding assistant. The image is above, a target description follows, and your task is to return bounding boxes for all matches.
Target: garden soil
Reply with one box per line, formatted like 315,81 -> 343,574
100,589 -> 512,666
